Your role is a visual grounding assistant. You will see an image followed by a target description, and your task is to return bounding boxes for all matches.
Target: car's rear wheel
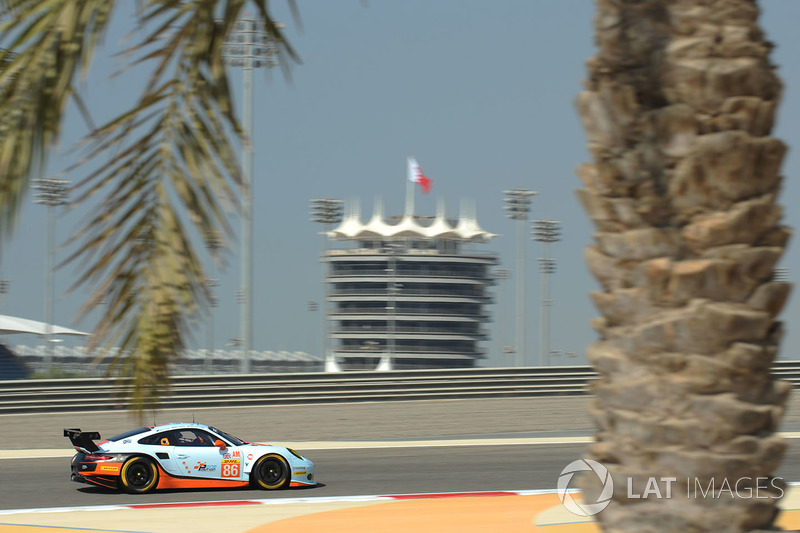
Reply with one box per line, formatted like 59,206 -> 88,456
251,454 -> 290,490
119,456 -> 159,494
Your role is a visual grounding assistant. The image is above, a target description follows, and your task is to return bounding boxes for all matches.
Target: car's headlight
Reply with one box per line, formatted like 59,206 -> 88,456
287,448 -> 305,460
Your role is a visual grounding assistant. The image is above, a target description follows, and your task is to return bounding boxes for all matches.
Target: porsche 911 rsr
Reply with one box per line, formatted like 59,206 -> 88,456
64,423 -> 316,494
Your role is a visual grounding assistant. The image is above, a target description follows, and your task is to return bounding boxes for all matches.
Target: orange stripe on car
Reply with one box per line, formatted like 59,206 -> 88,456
154,466 -> 249,490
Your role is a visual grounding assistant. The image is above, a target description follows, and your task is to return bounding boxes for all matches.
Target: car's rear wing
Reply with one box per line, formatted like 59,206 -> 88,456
63,428 -> 101,453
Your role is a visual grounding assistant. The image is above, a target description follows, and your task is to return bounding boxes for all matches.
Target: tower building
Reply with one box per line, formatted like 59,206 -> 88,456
323,197 -> 498,370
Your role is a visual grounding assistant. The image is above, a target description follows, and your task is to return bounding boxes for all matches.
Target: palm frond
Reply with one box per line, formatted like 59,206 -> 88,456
0,0 -> 298,416
0,0 -> 114,236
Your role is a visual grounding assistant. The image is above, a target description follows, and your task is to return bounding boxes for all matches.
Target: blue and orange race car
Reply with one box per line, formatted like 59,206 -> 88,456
64,422 -> 316,494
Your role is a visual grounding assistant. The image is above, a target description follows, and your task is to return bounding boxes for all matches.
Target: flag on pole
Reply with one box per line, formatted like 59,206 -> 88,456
408,157 -> 432,194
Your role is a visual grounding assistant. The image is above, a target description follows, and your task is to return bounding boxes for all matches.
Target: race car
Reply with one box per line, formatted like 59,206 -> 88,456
64,422 -> 316,494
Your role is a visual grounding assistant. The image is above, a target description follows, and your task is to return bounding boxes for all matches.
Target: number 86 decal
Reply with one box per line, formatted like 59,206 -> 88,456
222,462 -> 240,477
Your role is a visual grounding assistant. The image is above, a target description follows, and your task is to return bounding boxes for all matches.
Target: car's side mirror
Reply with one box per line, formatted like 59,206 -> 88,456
214,439 -> 227,451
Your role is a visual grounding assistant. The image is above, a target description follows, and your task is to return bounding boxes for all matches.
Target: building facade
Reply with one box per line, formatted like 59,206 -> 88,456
324,199 -> 498,370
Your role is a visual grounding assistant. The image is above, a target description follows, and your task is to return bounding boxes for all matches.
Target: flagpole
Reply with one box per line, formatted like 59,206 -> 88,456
405,156 -> 414,216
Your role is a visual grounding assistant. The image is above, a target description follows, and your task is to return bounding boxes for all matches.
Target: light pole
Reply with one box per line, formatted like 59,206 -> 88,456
377,242 -> 403,372
307,299 -> 318,356
493,268 -> 511,367
310,198 -> 344,372
223,16 -> 280,373
532,219 -> 561,366
0,277 -> 8,315
204,230 -> 222,374
204,277 -> 219,373
0,277 -> 7,344
503,188 -> 536,367
33,177 -> 70,367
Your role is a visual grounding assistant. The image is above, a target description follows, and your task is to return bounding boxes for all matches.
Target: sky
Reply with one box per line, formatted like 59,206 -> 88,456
0,1 -> 798,368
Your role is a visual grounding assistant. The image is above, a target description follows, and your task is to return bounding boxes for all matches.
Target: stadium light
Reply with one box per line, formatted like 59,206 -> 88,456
223,16 -> 281,373
503,188 -> 536,366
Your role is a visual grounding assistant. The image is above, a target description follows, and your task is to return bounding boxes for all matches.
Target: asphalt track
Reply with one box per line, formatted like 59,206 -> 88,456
0,443 -> 585,511
3,396 -> 800,531
5,439 -> 800,511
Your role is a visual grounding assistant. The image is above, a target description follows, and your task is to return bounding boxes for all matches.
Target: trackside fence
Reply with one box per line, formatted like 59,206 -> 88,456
1,362 -> 799,415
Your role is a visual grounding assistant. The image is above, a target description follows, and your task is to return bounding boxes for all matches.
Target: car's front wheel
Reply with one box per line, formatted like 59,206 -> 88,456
251,454 -> 290,490
119,456 -> 159,494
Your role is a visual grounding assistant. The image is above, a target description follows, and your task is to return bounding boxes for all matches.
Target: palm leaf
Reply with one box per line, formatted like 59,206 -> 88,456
0,0 -> 298,418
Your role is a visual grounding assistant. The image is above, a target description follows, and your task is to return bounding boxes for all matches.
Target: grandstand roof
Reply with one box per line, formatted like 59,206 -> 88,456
0,314 -> 90,337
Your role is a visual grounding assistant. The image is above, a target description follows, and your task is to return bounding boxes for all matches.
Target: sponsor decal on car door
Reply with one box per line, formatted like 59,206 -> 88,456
220,450 -> 242,479
172,430 -> 227,479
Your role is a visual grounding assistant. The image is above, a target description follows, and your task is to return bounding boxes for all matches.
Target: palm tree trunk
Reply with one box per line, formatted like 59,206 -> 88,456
576,0 -> 793,531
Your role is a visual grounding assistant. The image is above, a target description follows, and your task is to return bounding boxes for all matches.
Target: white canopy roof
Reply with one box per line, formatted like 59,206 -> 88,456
327,198 -> 496,243
0,314 -> 90,336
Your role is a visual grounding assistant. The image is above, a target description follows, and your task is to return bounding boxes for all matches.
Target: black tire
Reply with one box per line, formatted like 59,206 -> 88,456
251,454 -> 290,490
119,456 -> 159,494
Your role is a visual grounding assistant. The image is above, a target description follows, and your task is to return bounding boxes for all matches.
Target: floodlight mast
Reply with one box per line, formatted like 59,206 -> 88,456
222,17 -> 280,373
203,230 -> 223,373
310,198 -> 344,372
532,219 -> 561,366
493,268 -> 511,365
33,177 -> 70,367
0,278 -> 9,315
378,242 -> 404,372
503,188 -> 536,367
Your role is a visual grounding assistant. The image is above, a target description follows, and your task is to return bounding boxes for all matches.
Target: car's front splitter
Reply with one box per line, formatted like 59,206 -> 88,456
289,480 -> 318,488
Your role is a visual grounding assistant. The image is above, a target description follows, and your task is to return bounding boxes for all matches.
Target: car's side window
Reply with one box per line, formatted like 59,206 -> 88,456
194,430 -> 217,447
175,429 -> 215,447
138,431 -> 176,446
137,429 -> 220,446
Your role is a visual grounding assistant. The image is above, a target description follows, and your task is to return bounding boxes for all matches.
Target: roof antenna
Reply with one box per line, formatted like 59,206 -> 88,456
192,413 -> 195,424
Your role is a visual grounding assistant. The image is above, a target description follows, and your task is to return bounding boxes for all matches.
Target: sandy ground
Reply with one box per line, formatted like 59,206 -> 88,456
4,489 -> 800,533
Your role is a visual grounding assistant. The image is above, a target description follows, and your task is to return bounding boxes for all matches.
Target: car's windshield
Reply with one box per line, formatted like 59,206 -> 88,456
107,427 -> 151,442
209,427 -> 246,446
